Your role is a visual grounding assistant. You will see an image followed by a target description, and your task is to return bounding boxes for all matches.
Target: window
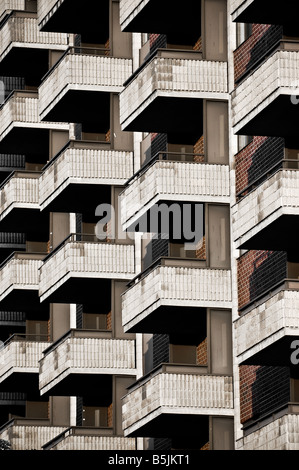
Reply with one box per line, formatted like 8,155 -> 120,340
237,135 -> 253,152
236,23 -> 252,47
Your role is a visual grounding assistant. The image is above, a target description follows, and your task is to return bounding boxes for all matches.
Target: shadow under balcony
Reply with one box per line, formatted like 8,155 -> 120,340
233,162 -> 299,251
232,0 -> 299,27
232,41 -> 299,137
39,47 -> 132,124
43,426 -> 137,451
0,90 -> 68,157
0,418 -> 66,451
0,11 -> 68,85
120,0 -> 202,34
0,171 -> 48,239
38,0 -> 109,41
39,329 -> 136,396
39,234 -> 135,304
120,49 -> 227,133
0,252 -> 46,311
40,140 -> 133,213
0,333 -> 50,392
122,257 -> 232,333
122,363 -> 233,437
121,152 -> 230,232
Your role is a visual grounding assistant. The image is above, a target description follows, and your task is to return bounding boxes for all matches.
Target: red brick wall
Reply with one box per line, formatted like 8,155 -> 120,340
196,337 -> 208,365
234,24 -> 272,83
238,250 -> 267,311
239,365 -> 260,423
235,136 -> 268,196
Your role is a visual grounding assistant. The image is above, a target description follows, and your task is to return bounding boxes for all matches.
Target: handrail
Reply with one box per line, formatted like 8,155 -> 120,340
41,233 -> 110,264
124,151 -> 205,187
3,333 -> 50,346
236,159 -> 299,199
40,45 -> 111,84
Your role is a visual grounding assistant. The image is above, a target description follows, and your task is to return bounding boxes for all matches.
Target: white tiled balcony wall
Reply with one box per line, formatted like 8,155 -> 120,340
235,289 -> 299,364
122,372 -> 234,435
0,13 -> 68,63
232,50 -> 299,134
39,241 -> 135,301
39,146 -> 134,210
39,334 -> 136,394
37,0 -> 64,29
122,265 -> 232,331
119,0 -> 149,30
120,55 -> 228,129
232,170 -> 299,248
0,92 -> 69,142
48,432 -> 137,451
236,413 -> 299,450
0,421 -> 66,451
0,254 -> 43,303
0,339 -> 49,382
121,161 -> 230,230
0,0 -> 25,20
0,171 -> 39,221
39,53 -> 133,120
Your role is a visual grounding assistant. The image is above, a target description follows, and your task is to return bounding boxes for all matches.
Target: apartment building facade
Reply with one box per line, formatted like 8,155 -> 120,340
0,0 -> 296,452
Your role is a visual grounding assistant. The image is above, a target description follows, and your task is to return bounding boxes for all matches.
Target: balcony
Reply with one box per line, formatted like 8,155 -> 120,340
231,0 -> 299,26
235,284 -> 299,366
122,363 -> 233,437
39,234 -> 135,304
39,141 -> 133,213
38,0 -> 110,38
39,47 -> 133,124
0,90 -> 68,156
0,171 -> 48,238
43,427 -> 136,450
236,404 -> 299,450
232,44 -> 299,137
120,0 -> 201,34
0,334 -> 49,392
232,167 -> 299,250
120,49 -> 228,132
0,12 -> 68,83
0,232 -> 26,263
122,258 -> 232,333
39,329 -> 136,396
0,252 -> 45,311
0,0 -> 25,22
121,153 -> 230,231
0,418 -> 66,450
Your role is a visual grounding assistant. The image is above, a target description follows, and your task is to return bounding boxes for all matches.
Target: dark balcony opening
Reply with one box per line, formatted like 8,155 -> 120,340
77,395 -> 113,429
0,232 -> 26,264
76,300 -> 112,333
0,393 -> 26,427
39,0 -> 110,44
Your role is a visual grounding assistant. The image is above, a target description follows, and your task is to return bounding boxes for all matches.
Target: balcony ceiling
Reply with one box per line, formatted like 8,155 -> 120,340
121,0 -> 201,36
0,48 -> 51,87
0,208 -> 49,241
39,0 -> 109,43
0,372 -> 40,393
40,90 -> 110,127
40,372 -> 113,398
233,0 -> 299,26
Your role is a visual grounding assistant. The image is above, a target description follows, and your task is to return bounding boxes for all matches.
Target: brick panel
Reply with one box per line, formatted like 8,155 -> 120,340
235,136 -> 284,197
234,24 -> 283,84
239,365 -> 290,424
237,250 -> 287,311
